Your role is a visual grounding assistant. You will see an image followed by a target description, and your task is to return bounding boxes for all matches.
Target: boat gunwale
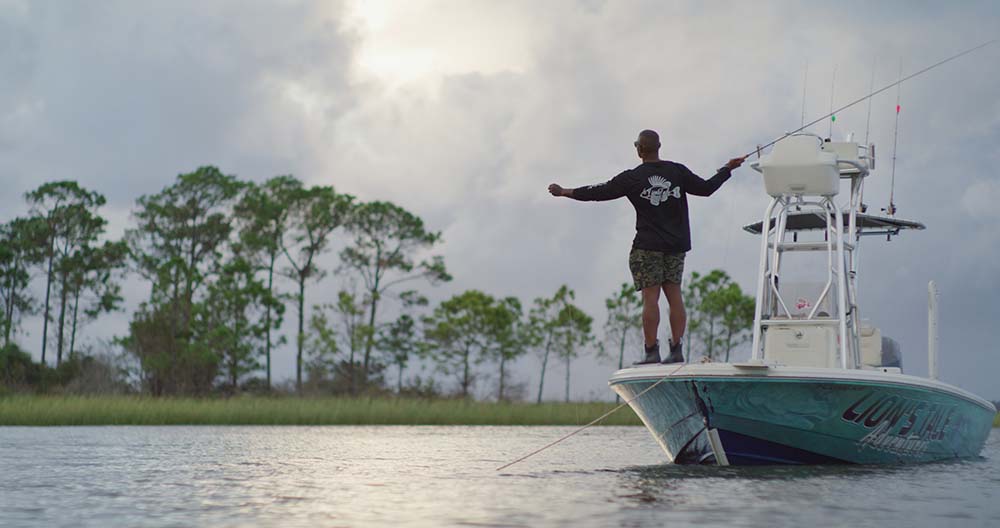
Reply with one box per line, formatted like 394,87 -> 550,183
608,364 -> 997,413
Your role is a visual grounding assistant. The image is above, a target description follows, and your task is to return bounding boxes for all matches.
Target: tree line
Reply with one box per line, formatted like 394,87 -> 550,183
0,167 -> 754,400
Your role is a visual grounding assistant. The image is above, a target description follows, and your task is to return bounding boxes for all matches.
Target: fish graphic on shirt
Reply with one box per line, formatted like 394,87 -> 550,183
640,176 -> 681,206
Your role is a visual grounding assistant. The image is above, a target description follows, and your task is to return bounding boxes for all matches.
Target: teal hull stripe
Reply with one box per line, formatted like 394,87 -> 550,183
613,374 -> 995,412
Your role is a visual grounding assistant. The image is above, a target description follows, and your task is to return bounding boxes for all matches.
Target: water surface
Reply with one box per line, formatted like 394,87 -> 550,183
1,426 -> 997,527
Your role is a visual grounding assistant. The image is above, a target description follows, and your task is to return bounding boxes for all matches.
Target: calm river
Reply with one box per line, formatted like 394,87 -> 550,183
1,426 -> 997,527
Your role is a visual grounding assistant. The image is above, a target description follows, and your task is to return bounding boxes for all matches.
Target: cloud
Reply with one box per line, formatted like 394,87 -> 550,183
0,1 -> 359,208
3,0 -> 1000,399
961,180 -> 1000,218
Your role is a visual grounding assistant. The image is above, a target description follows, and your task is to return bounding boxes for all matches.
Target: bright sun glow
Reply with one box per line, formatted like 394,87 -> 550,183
345,0 -> 534,87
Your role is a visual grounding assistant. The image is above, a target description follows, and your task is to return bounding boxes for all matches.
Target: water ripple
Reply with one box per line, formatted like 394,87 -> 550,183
0,426 -> 995,527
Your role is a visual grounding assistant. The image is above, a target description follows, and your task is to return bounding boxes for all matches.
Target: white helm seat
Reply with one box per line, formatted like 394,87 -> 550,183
759,136 -> 840,197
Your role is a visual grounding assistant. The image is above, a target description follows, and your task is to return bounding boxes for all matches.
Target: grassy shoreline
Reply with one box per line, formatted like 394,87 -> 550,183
0,396 -> 643,426
1,396 -> 994,427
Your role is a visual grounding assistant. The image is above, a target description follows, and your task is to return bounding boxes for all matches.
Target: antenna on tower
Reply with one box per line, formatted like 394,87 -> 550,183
888,60 -> 903,217
828,65 -> 837,138
800,61 -> 809,129
864,58 -> 877,146
861,58 -> 876,214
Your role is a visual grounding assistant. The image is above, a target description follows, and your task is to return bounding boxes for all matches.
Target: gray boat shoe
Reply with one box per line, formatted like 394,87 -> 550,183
633,341 -> 660,365
662,339 -> 684,364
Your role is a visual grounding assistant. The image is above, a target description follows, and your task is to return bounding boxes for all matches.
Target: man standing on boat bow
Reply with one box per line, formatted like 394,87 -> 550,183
548,129 -> 745,365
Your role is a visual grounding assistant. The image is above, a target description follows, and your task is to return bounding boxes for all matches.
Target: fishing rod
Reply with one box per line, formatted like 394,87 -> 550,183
741,39 -> 997,160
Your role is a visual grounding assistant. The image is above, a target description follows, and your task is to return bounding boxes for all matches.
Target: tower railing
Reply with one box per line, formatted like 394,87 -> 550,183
748,134 -> 870,369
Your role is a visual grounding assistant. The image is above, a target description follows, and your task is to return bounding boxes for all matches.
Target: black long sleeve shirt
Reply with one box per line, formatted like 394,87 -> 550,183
571,160 -> 732,253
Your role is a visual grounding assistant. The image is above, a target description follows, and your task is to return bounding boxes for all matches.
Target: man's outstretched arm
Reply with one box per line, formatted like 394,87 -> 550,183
547,183 -> 576,198
684,157 -> 746,197
549,172 -> 630,201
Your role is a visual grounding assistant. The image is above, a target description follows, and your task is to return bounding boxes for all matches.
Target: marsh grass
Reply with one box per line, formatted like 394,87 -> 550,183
0,396 -> 643,426
994,413 -> 999,428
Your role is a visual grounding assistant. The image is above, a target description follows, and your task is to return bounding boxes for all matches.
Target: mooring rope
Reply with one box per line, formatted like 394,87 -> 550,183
495,362 -> 688,471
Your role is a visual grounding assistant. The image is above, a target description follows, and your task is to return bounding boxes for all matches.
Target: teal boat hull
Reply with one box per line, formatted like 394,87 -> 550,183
609,367 -> 996,465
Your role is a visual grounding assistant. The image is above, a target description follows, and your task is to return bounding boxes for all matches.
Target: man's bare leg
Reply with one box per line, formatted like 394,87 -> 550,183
632,285 -> 662,364
661,282 -> 686,363
641,285 -> 661,347
662,282 -> 685,345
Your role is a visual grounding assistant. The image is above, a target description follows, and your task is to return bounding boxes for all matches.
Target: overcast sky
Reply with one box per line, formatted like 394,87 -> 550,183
2,0 -> 998,400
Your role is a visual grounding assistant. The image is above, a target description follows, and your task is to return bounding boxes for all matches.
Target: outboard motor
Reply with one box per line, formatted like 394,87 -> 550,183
880,336 -> 902,368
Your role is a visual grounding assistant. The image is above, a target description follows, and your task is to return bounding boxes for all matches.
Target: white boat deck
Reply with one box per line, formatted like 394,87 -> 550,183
608,363 -> 996,412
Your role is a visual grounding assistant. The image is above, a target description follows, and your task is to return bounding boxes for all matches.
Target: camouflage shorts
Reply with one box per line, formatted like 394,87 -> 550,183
628,248 -> 685,291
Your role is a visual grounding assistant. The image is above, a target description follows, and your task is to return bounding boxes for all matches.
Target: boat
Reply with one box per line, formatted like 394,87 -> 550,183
608,134 -> 997,465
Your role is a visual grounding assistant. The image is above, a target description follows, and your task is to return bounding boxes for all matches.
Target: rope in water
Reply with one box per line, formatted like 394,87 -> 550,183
495,362 -> 687,471
739,39 -> 996,160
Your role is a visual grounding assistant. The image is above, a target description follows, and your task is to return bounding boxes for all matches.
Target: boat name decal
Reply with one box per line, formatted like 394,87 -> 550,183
840,391 -> 957,455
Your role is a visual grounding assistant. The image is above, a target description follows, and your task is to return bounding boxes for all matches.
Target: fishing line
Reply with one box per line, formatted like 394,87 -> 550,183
739,39 -> 996,160
720,183 -> 738,268
495,362 -> 688,472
